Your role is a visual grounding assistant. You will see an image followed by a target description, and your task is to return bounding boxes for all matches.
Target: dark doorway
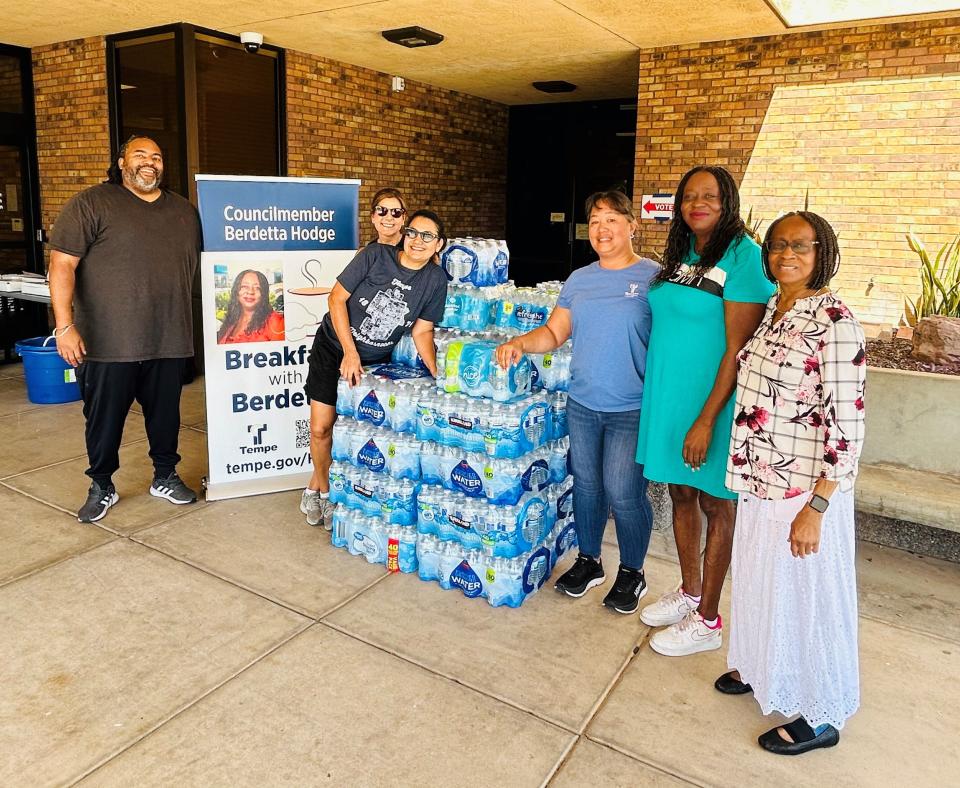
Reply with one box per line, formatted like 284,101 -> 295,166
506,99 -> 637,285
0,43 -> 46,361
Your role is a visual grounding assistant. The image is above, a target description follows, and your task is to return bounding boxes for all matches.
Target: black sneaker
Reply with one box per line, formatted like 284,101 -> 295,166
150,472 -> 198,505
77,481 -> 119,523
603,565 -> 648,614
554,554 -> 605,597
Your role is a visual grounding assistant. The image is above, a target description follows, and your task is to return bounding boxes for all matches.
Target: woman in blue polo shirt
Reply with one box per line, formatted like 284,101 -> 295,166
497,190 -> 658,614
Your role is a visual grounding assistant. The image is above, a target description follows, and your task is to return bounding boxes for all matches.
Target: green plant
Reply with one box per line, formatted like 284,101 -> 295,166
904,233 -> 960,325
743,205 -> 764,243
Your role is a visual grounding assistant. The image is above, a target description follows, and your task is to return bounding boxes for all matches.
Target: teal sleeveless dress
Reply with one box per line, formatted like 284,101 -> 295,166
636,236 -> 773,499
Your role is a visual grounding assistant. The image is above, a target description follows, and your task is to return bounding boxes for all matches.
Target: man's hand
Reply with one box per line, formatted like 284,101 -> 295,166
56,326 -> 86,367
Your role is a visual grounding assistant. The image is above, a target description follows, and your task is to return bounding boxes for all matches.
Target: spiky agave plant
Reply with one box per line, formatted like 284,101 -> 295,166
904,233 -> 960,326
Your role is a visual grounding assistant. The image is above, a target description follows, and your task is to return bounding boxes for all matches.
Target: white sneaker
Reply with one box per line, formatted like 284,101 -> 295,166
649,610 -> 722,657
639,584 -> 699,627
300,489 -> 323,526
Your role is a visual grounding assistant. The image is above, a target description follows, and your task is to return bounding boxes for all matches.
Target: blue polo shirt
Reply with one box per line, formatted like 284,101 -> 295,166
556,258 -> 658,412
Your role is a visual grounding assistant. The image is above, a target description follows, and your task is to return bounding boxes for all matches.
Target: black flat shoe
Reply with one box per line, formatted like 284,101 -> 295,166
714,671 -> 752,695
758,717 -> 839,755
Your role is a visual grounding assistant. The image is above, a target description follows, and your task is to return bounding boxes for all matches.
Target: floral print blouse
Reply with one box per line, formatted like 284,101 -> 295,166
726,292 -> 866,500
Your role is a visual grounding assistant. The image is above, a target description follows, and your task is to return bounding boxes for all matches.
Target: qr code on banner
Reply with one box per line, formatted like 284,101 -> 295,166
295,419 -> 311,449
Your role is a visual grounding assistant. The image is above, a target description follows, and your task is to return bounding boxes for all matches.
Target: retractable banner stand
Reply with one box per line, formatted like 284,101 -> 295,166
196,175 -> 360,500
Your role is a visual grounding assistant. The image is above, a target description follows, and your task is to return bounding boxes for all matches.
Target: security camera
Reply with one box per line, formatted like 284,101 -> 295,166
240,32 -> 263,54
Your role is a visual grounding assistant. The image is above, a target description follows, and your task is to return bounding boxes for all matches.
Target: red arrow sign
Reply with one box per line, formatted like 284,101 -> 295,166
644,201 -> 672,213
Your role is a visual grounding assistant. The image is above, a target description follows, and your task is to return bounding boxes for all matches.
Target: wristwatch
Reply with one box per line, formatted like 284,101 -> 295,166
807,494 -> 830,513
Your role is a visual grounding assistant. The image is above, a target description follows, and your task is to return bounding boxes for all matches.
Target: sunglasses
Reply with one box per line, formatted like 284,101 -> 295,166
374,206 -> 406,218
403,227 -> 439,243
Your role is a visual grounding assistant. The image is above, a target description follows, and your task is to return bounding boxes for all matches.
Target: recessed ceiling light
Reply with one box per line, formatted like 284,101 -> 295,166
532,81 -> 577,94
382,26 -> 444,48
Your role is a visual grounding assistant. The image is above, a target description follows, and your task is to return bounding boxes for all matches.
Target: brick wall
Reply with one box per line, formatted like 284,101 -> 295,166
286,50 -> 508,240
633,16 -> 960,325
32,37 -> 111,243
29,38 -> 508,253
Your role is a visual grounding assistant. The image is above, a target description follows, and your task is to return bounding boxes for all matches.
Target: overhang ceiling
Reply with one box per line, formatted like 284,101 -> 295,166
4,1 -> 956,104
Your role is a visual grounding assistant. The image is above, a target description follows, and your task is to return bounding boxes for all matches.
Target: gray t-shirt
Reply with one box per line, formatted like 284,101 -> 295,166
320,243 -> 447,362
49,183 -> 201,362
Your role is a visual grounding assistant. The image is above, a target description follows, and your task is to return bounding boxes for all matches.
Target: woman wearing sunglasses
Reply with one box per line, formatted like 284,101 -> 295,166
300,209 -> 449,528
369,187 -> 407,246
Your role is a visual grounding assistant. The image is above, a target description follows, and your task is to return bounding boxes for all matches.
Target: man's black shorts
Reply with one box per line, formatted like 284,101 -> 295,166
303,333 -> 389,407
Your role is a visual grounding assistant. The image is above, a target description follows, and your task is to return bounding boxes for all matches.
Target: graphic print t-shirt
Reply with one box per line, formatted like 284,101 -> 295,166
320,243 -> 448,361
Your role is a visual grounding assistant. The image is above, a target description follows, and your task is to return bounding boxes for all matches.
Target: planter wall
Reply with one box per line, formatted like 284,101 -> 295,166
862,367 -> 960,476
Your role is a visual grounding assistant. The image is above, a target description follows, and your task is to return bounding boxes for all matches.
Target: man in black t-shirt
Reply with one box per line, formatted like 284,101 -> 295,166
49,135 -> 202,523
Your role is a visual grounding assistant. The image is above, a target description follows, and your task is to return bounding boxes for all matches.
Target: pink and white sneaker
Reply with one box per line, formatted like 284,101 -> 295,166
649,610 -> 722,657
639,583 -> 699,627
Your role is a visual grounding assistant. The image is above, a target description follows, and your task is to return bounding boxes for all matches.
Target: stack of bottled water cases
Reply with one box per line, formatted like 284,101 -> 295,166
328,268 -> 577,607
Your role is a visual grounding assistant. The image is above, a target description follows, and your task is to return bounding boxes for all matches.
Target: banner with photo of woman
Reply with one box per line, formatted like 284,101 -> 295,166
196,175 -> 360,500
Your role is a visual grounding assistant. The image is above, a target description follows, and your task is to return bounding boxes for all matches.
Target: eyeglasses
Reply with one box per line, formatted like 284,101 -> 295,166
374,206 -> 406,218
765,240 -> 820,254
403,227 -> 439,243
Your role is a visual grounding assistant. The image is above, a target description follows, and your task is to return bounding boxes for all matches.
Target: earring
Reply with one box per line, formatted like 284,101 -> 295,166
630,234 -> 636,239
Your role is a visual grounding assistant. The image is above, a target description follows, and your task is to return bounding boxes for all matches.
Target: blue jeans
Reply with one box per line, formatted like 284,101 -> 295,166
566,398 -> 653,571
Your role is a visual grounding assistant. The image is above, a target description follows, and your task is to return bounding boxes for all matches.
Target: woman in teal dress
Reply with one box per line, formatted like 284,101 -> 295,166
636,165 -> 773,657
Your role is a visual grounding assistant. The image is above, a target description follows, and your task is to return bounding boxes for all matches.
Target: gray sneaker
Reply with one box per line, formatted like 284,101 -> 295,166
150,472 -> 198,504
300,490 -> 336,529
78,481 -> 119,523
320,497 -> 336,532
300,489 -> 323,526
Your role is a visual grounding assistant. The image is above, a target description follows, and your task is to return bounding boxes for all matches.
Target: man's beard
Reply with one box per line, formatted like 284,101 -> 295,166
124,164 -> 162,192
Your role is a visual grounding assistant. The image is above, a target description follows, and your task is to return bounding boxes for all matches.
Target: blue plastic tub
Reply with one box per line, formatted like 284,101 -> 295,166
15,336 -> 82,404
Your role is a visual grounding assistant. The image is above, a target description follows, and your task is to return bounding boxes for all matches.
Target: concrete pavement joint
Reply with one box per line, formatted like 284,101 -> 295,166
0,535 -> 119,591
318,618 -> 580,735
0,437 -> 149,482
69,618 -> 318,787
538,733 -> 580,788
129,537 -> 322,621
580,733 -> 708,787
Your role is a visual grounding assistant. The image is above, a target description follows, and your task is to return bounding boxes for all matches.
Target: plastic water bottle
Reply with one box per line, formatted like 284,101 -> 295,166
518,450 -> 551,495
417,534 -> 442,581
330,508 -> 350,548
336,377 -> 355,416
398,526 -> 418,573
441,240 -> 479,285
548,438 -> 569,485
487,556 -> 524,608
328,461 -> 349,504
438,541 -> 465,590
494,240 -> 510,284
549,391 -> 568,440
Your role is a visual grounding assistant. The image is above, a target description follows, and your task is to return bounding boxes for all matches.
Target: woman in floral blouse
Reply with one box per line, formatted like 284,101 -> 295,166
720,211 -> 866,756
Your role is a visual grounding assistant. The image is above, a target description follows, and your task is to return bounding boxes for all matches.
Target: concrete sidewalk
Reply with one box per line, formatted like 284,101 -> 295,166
1,367 -> 958,786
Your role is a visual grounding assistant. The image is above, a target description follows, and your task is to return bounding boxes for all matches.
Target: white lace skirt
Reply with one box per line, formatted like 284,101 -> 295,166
728,490 -> 860,729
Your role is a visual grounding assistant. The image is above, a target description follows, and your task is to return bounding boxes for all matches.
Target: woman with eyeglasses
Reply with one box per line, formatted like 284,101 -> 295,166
216,269 -> 285,344
300,209 -> 448,528
369,187 -> 407,246
635,165 -> 774,657
719,211 -> 865,755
